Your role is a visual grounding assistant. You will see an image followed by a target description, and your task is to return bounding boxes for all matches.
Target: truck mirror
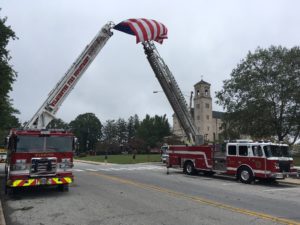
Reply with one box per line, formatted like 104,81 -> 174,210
73,137 -> 78,152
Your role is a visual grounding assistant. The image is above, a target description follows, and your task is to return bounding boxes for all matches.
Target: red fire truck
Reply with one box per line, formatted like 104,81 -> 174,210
5,129 -> 74,192
5,22 -> 114,193
131,25 -> 297,184
167,140 -> 297,183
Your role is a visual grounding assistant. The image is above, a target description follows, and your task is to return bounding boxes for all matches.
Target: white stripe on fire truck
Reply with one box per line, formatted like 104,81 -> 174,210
167,150 -> 212,168
227,167 -> 272,175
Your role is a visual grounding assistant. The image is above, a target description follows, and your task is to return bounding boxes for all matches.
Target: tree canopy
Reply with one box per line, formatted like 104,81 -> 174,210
136,114 -> 171,148
69,113 -> 102,152
47,118 -> 69,129
0,13 -> 20,144
216,46 -> 300,143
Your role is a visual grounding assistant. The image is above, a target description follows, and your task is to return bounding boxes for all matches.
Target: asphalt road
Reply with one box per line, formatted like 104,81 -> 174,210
0,162 -> 300,225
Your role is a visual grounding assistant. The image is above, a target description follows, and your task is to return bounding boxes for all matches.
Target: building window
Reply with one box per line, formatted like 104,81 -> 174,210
197,90 -> 200,96
197,115 -> 200,120
205,89 -> 208,96
196,104 -> 200,109
207,126 -> 209,131
205,103 -> 209,108
206,115 -> 209,120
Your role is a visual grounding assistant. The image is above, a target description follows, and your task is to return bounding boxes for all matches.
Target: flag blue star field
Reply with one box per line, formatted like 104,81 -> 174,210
114,18 -> 168,44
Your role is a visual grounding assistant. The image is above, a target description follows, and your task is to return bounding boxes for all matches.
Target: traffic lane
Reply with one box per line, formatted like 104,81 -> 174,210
1,168 -> 283,225
74,161 -> 164,171
74,161 -> 300,219
78,170 -> 294,225
102,166 -> 300,222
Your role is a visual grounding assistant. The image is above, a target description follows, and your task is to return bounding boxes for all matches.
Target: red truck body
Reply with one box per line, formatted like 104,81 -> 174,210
167,141 -> 297,183
5,129 -> 74,191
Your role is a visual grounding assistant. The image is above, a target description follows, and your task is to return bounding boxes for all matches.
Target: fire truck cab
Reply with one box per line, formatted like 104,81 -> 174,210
5,129 -> 74,193
167,140 -> 297,183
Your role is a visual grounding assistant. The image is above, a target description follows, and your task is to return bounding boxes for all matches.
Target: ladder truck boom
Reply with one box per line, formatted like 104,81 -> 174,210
25,22 -> 114,129
142,41 -> 204,145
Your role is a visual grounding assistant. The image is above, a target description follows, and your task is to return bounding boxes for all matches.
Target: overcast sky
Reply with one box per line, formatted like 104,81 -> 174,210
2,0 -> 300,125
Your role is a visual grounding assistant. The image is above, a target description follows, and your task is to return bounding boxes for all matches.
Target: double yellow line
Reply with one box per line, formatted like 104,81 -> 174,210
90,172 -> 300,225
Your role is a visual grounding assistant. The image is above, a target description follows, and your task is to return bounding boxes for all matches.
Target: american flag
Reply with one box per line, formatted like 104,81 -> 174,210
114,18 -> 168,44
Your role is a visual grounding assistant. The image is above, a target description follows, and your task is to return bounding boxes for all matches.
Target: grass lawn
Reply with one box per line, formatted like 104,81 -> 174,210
75,154 -> 161,164
293,156 -> 300,166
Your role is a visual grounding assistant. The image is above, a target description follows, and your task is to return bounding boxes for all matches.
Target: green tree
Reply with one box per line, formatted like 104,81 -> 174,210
46,118 -> 69,129
0,13 -> 20,144
101,119 -> 127,154
216,46 -> 300,143
116,118 -> 127,144
137,114 -> 171,149
69,113 -> 102,152
102,120 -> 118,144
127,114 -> 139,142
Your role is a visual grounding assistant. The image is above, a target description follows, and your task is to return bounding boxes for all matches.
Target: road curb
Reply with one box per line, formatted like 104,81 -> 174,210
0,199 -> 6,225
278,178 -> 300,186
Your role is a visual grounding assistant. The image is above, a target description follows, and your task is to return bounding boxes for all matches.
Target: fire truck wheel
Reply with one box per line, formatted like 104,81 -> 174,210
4,182 -> 7,195
184,161 -> 195,175
57,184 -> 69,192
238,167 -> 254,184
4,174 -> 9,195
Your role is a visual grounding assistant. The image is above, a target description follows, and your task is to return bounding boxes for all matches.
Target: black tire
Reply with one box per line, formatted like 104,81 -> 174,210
4,173 -> 9,195
184,161 -> 195,175
4,182 -> 8,195
238,167 -> 254,184
57,184 -> 69,192
203,171 -> 215,176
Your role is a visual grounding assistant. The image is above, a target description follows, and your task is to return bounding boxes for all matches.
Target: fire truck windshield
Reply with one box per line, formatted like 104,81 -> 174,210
16,135 -> 73,153
263,145 -> 290,158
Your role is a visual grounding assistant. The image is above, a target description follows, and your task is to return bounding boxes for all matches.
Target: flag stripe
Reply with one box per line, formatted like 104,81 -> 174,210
152,20 -> 161,43
129,19 -> 149,43
139,19 -> 152,41
142,18 -> 155,40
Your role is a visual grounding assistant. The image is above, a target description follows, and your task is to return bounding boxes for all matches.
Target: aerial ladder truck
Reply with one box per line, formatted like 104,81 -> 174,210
5,22 -> 114,193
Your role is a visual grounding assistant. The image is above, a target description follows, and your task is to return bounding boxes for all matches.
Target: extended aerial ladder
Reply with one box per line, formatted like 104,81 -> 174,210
142,42 -> 203,145
24,20 -> 203,145
25,22 -> 114,129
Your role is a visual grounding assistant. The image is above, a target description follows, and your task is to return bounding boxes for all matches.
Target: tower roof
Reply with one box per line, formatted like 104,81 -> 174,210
194,79 -> 211,87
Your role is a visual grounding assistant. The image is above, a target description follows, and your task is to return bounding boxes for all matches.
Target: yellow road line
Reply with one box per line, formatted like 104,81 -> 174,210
90,171 -> 300,225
